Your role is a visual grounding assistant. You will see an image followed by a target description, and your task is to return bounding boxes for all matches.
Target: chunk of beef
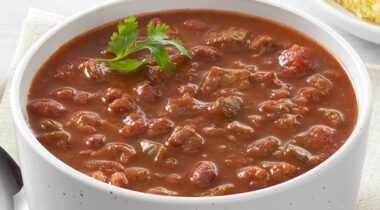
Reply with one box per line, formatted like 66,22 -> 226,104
147,117 -> 174,137
201,66 -> 251,94
262,161 -> 300,182
91,143 -> 137,164
306,74 -> 332,94
146,187 -> 179,196
250,71 -> 283,88
189,161 -> 218,188
109,172 -> 129,187
119,112 -> 149,138
191,46 -> 222,61
206,27 -> 250,51
318,108 -> 344,127
210,96 -> 242,118
66,111 -> 105,133
124,167 -> 151,182
177,83 -> 198,96
246,136 -> 281,157
78,59 -> 107,80
85,160 -> 124,174
102,87 -> 123,103
28,99 -> 66,118
237,166 -> 270,189
133,82 -> 161,103
278,45 -> 314,77
166,125 -> 205,154
183,19 -> 208,30
250,35 -> 276,54
140,140 -> 168,162
108,94 -> 137,114
165,93 -> 206,117
200,184 -> 235,196
227,121 -> 254,139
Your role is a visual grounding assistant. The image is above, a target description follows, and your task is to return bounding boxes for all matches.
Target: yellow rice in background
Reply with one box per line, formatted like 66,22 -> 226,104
335,0 -> 380,24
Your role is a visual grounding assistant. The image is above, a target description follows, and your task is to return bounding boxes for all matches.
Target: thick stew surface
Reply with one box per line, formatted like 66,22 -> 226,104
27,10 -> 357,196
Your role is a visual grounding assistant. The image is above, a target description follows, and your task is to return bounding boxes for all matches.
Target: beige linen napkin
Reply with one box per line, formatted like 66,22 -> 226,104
0,9 -> 64,162
1,8 -> 379,210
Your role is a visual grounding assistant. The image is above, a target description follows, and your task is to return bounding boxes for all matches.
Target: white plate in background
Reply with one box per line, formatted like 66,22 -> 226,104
311,0 -> 380,45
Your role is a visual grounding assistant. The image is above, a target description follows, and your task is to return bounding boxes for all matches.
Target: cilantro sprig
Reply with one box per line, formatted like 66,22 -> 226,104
97,16 -> 192,72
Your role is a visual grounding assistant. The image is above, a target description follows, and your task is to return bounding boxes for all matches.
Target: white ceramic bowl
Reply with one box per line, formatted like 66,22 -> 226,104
10,0 -> 372,209
311,0 -> 380,45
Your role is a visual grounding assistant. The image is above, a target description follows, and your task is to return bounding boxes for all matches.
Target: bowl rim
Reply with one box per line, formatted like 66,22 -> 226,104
311,0 -> 380,44
10,0 -> 372,204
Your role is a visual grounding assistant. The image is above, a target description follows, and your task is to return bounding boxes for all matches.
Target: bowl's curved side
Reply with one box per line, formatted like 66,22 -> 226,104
10,0 -> 372,209
311,0 -> 380,45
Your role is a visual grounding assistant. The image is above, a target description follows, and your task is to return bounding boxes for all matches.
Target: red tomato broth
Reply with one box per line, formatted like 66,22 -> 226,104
26,10 -> 357,197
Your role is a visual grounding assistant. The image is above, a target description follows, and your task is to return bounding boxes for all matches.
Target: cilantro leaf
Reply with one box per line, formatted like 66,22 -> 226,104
108,16 -> 140,60
131,22 -> 192,71
147,21 -> 170,39
136,39 -> 175,70
109,59 -> 146,72
162,37 -> 192,58
97,16 -> 192,72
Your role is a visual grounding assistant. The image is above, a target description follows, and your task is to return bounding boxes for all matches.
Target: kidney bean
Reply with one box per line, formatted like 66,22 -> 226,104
200,184 -> 235,196
237,166 -> 270,189
28,99 -> 66,118
192,46 -> 222,61
102,87 -> 123,103
85,134 -> 106,149
85,160 -> 125,174
189,161 -> 218,188
147,117 -> 174,137
109,172 -> 129,188
124,167 -> 151,182
183,19 -> 208,30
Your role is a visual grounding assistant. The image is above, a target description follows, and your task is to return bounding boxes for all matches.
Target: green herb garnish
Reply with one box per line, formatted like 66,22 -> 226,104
97,16 -> 192,72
